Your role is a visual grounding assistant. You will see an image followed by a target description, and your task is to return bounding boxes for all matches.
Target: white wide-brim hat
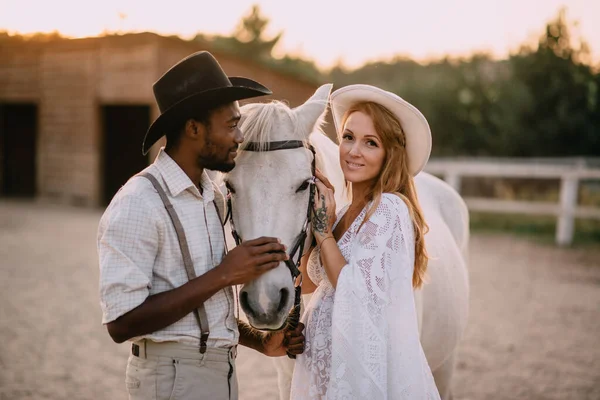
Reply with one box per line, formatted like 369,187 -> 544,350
330,84 -> 432,176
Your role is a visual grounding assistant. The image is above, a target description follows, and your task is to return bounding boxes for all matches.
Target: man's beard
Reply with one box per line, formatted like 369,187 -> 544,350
198,153 -> 235,173
199,127 -> 237,172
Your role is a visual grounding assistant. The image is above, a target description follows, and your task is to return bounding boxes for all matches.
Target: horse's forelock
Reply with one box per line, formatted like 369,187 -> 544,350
240,101 -> 305,151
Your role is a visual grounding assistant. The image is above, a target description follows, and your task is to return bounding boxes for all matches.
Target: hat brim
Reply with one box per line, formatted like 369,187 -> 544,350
330,84 -> 432,176
142,77 -> 271,155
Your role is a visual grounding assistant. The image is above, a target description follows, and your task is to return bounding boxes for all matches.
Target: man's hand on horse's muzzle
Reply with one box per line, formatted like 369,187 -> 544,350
217,236 -> 288,286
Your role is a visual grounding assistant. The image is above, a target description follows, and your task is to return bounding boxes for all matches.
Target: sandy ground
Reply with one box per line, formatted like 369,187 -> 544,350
0,200 -> 599,400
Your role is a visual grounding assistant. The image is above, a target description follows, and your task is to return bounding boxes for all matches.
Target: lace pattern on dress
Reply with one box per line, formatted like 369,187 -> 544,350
291,194 -> 440,400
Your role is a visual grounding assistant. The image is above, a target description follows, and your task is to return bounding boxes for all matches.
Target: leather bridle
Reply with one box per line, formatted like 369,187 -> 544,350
224,140 -> 316,358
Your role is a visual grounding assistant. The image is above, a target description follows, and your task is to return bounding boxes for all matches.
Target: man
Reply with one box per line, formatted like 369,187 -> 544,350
97,51 -> 305,400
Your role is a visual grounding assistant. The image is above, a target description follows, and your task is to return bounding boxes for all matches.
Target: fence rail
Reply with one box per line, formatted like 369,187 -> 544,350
423,158 -> 600,246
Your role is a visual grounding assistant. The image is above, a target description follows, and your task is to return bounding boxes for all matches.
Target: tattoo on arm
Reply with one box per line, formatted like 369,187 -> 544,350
312,194 -> 329,235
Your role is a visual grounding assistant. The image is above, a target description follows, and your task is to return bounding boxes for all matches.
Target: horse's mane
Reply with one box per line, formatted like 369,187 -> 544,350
239,100 -> 308,151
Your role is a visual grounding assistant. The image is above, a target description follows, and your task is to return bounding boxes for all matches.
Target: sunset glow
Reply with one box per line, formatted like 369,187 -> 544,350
2,0 -> 599,68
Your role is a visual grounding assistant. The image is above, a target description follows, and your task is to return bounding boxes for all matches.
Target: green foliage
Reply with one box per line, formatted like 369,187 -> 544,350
192,5 -> 322,84
0,30 -> 65,43
194,5 -> 281,61
469,212 -> 600,246
198,5 -> 599,157
506,9 -> 600,157
326,7 -> 600,157
268,55 -> 324,85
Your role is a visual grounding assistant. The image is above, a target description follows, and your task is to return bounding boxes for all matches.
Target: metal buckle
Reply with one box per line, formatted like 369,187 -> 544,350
200,333 -> 209,354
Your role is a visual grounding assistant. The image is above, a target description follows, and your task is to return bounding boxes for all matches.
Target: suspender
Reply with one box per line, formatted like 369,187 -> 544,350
138,172 -> 211,353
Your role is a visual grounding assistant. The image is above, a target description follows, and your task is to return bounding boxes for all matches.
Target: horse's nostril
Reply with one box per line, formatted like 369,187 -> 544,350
240,291 -> 253,316
277,288 -> 289,313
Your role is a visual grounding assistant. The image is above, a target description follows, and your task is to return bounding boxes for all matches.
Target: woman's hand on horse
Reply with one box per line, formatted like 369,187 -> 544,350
312,179 -> 336,244
218,237 -> 288,286
314,169 -> 334,193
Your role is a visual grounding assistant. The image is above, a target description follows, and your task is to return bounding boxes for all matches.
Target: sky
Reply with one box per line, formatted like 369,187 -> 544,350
1,0 -> 599,69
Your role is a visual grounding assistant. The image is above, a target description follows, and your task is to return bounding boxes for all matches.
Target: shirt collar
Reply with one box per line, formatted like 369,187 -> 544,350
153,148 -> 215,203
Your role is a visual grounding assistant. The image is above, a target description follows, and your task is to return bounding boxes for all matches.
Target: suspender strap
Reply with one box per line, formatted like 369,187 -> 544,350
138,172 -> 210,353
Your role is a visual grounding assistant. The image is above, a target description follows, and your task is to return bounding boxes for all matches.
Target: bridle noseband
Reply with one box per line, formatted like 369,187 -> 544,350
224,140 -> 315,356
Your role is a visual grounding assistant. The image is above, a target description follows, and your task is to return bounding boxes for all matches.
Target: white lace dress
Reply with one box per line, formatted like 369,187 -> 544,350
290,194 -> 440,400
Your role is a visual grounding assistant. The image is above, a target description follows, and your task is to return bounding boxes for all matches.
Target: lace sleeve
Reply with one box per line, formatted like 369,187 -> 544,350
337,194 -> 413,318
328,194 -> 440,400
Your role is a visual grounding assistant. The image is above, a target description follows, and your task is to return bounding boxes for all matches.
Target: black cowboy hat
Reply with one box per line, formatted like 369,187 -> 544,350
142,51 -> 272,155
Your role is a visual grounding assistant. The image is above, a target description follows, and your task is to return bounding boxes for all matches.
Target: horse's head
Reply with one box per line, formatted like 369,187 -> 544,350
224,84 -> 332,329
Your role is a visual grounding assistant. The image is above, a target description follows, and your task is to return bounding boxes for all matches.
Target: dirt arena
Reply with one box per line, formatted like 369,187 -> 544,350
1,200 -> 598,400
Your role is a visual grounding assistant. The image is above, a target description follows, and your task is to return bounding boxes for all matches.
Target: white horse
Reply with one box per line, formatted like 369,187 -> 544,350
223,84 -> 470,400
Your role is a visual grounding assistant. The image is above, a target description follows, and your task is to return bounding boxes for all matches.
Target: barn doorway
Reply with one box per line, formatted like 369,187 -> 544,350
101,105 -> 150,205
0,103 -> 38,197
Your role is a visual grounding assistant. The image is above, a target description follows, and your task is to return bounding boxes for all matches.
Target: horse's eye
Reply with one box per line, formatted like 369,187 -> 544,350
296,180 -> 310,193
225,181 -> 235,194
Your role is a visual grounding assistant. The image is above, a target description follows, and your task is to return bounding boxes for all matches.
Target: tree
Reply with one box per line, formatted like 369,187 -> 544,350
327,8 -> 600,157
195,5 -> 282,62
188,6 -> 599,156
509,7 -> 600,156
192,4 -> 323,83
232,5 -> 282,60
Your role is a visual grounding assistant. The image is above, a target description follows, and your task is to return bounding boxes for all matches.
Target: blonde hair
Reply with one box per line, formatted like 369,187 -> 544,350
341,102 -> 429,288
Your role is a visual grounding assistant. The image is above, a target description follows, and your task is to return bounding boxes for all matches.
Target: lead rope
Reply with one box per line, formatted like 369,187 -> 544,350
285,172 -> 315,359
285,147 -> 316,359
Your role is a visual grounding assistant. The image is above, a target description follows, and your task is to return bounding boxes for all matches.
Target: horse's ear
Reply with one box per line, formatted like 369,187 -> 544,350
293,83 -> 333,139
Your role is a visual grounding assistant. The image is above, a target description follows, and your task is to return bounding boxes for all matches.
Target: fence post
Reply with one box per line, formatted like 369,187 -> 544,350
445,172 -> 462,193
556,176 -> 579,246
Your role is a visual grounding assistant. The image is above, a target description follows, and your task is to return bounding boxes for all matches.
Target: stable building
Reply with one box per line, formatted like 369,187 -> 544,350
0,32 -> 320,206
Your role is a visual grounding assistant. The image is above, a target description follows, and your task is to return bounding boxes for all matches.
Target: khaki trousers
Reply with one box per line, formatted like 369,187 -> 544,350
125,340 -> 238,400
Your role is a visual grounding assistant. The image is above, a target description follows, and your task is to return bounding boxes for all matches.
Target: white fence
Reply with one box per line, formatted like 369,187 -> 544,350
424,158 -> 600,246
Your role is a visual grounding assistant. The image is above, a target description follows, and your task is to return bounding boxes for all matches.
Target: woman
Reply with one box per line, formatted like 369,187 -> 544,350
290,84 -> 440,399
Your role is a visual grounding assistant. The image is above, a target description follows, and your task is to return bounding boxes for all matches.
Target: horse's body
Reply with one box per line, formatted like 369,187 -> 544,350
222,84 -> 470,400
